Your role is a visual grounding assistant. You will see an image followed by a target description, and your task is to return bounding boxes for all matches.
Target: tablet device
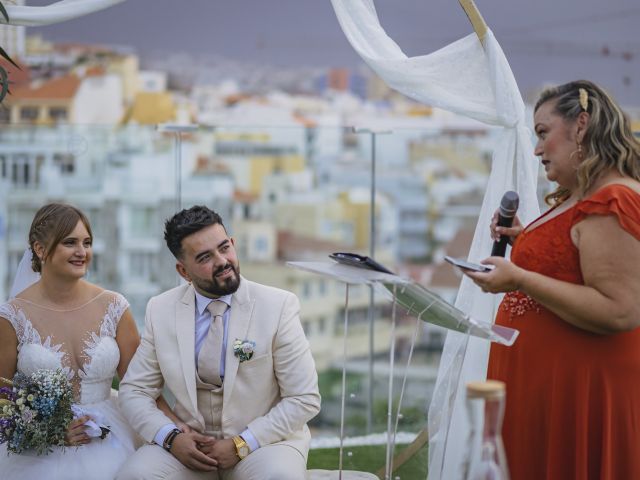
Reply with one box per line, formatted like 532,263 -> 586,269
329,252 -> 394,274
444,255 -> 493,273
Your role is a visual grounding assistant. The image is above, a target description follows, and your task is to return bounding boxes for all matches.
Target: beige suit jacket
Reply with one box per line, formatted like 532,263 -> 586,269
118,277 -> 321,458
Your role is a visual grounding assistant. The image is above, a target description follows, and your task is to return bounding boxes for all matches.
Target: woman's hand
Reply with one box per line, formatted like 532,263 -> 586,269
65,415 -> 92,447
491,210 -> 523,245
463,257 -> 525,293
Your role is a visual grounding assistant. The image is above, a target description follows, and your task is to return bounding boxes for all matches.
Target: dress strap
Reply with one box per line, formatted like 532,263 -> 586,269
573,184 -> 640,241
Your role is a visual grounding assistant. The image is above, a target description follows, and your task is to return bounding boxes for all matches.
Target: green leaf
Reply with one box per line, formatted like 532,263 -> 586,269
0,2 -> 8,24
0,45 -> 19,69
0,66 -> 8,103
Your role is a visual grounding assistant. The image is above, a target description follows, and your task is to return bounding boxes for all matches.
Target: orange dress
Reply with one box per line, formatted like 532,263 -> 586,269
488,184 -> 640,480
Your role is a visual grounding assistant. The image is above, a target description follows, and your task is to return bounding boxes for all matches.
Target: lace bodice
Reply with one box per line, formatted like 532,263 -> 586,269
0,291 -> 129,405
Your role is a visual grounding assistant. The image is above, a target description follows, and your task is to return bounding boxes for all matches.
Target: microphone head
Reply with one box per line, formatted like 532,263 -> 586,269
499,191 -> 519,217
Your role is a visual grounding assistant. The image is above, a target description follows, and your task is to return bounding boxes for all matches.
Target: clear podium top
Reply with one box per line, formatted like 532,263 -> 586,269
287,260 -> 518,347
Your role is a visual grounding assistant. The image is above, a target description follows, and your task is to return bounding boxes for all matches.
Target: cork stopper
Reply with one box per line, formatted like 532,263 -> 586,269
466,380 -> 506,399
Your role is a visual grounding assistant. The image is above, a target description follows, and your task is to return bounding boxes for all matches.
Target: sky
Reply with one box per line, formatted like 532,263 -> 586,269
27,0 -> 640,106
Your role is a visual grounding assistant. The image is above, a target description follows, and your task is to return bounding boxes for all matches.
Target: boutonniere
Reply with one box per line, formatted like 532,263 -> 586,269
233,339 -> 256,362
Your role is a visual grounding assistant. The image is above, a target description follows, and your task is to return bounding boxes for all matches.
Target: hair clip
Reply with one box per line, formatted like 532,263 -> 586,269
578,88 -> 589,111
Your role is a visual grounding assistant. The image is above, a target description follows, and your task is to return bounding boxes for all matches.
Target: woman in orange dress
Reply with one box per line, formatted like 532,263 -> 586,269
464,80 -> 640,480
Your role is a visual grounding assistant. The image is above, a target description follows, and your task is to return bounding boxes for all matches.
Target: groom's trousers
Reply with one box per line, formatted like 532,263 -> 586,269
116,371 -> 307,480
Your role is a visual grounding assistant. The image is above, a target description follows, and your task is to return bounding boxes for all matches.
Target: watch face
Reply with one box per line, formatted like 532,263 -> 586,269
239,445 -> 249,458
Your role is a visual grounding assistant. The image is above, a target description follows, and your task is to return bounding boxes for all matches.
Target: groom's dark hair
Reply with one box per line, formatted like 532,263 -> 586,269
164,205 -> 226,259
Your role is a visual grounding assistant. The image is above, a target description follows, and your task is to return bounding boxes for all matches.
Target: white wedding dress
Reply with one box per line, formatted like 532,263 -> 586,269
0,290 -> 139,480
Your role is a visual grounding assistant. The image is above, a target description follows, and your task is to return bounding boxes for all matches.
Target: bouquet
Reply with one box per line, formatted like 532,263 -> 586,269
0,368 -> 74,455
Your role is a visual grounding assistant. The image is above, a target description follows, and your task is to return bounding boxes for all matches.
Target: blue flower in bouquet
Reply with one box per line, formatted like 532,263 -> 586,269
32,396 -> 58,417
0,369 -> 74,455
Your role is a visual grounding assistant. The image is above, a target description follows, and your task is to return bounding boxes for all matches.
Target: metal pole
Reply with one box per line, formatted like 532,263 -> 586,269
338,284 -> 350,480
384,286 -> 398,480
156,123 -> 199,213
367,132 -> 376,434
175,132 -> 182,212
352,127 -> 391,434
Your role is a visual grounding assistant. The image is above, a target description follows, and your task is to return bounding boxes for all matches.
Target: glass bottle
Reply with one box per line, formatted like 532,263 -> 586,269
463,380 -> 510,480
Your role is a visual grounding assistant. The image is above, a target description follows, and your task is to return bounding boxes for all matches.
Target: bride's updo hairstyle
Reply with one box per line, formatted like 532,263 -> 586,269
28,203 -> 93,273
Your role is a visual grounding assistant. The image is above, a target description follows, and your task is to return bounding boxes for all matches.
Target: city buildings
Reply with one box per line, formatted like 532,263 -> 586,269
0,33 -> 567,375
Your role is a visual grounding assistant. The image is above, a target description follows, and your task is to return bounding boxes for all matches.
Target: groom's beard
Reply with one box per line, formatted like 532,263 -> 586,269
194,263 -> 241,297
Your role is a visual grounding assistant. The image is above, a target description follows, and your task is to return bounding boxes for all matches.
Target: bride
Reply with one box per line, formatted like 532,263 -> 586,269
0,203 -> 178,479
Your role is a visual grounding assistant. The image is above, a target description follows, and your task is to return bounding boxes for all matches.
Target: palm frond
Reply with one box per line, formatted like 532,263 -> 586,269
0,2 -> 8,23
0,66 -> 9,103
0,45 -> 19,69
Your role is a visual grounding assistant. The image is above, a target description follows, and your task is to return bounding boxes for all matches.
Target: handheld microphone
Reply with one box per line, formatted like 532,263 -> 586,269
491,191 -> 519,257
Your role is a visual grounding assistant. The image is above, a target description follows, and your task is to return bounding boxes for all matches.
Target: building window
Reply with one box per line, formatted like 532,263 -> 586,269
0,106 -> 9,123
319,316 -> 327,334
302,321 -> 311,336
129,252 -> 155,281
253,236 -> 268,254
49,107 -> 68,122
19,107 -> 39,122
53,153 -> 75,174
84,208 -> 102,239
302,280 -> 311,299
9,154 -> 33,186
89,253 -> 100,277
129,207 -> 156,238
8,206 -> 35,242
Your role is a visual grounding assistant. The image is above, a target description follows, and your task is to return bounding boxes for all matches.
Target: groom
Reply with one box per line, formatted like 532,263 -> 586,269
117,206 -> 320,480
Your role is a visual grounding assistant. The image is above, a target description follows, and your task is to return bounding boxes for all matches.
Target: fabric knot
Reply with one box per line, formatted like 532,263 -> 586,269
206,300 -> 228,319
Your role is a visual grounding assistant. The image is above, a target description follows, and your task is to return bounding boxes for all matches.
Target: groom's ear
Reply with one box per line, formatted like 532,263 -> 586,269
175,262 -> 191,283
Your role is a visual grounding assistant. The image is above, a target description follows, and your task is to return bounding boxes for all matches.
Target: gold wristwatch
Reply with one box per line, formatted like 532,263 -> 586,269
232,435 -> 249,459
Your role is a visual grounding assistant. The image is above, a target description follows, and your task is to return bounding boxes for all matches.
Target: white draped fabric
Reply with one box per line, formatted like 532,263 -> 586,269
330,1 -> 540,478
1,0 -> 126,27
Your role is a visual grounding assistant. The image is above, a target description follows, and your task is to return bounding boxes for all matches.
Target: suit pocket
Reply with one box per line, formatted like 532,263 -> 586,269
233,353 -> 278,412
237,353 -> 272,377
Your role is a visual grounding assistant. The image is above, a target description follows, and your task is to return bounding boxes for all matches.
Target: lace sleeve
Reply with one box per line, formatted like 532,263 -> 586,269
0,302 -> 41,348
0,302 -> 18,332
99,292 -> 130,338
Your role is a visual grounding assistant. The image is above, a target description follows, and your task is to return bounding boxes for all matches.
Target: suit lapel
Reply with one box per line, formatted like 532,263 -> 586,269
175,284 -> 199,415
224,277 -> 254,403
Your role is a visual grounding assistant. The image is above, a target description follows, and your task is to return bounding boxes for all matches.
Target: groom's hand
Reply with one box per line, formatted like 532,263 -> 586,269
170,431 -> 218,471
200,438 -> 240,470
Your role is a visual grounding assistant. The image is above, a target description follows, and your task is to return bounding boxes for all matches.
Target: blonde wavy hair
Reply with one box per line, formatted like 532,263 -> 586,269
534,80 -> 640,205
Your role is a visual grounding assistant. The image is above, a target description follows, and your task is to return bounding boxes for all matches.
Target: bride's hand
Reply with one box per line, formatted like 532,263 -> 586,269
65,415 -> 92,446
